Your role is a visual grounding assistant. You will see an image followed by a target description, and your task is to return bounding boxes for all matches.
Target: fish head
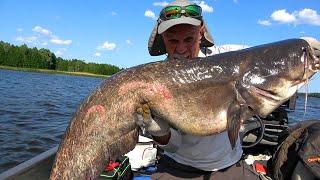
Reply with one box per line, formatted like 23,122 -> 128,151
237,39 -> 320,117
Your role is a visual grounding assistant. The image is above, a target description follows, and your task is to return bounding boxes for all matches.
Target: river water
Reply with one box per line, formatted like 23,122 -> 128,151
0,69 -> 319,173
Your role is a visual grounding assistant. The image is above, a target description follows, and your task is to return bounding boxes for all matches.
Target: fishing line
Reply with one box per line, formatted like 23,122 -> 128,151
303,78 -> 309,121
302,48 -> 309,121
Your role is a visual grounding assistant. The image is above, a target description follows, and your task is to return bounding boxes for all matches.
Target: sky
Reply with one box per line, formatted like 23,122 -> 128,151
1,0 -> 320,92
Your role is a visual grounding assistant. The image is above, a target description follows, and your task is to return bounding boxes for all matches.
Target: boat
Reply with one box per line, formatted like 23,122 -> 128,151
0,121 -> 285,180
1,95 -> 319,180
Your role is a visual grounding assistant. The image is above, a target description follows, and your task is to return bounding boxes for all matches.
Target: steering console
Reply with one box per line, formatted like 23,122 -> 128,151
240,116 -> 265,148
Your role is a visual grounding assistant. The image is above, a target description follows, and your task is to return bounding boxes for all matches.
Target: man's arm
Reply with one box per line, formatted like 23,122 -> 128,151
152,132 -> 171,145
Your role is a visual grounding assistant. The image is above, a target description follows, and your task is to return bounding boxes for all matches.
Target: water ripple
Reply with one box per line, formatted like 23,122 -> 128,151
0,69 -> 103,173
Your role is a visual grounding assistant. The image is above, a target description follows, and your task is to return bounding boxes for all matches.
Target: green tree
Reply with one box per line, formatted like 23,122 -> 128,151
0,42 -> 5,65
56,57 -> 68,71
0,40 -> 122,75
49,53 -> 57,70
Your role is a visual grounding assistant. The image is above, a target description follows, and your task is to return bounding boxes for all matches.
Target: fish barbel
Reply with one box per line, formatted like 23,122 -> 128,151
50,39 -> 319,179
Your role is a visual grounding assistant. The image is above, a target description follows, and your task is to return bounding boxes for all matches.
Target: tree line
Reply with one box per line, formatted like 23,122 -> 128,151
298,93 -> 320,98
0,41 -> 121,75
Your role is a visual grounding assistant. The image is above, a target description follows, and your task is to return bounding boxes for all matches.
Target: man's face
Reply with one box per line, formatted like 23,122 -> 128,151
162,24 -> 203,60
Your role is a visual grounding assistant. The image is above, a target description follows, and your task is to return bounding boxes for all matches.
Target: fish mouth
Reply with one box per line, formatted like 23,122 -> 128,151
249,86 -> 282,102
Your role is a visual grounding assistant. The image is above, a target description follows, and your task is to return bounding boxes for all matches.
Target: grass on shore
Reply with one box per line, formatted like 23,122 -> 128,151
0,65 -> 109,78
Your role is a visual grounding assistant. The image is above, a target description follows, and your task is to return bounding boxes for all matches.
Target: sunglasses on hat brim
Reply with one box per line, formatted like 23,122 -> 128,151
160,5 -> 202,20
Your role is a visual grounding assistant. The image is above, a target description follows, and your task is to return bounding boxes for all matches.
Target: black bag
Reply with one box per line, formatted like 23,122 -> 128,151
272,120 -> 320,180
297,121 -> 320,178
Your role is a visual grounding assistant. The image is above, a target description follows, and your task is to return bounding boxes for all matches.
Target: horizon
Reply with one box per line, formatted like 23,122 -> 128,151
1,0 -> 319,92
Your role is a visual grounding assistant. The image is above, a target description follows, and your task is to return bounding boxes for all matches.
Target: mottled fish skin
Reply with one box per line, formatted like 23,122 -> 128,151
50,39 -> 319,179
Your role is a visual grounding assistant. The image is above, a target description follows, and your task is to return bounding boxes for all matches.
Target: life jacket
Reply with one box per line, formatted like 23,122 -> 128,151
272,120 -> 320,180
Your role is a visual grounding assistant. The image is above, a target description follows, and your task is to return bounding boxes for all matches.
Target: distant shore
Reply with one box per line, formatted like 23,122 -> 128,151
0,65 -> 109,78
298,93 -> 320,98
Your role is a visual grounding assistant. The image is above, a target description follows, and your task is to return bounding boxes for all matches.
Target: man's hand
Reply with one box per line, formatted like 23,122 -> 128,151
135,103 -> 170,137
302,37 -> 320,58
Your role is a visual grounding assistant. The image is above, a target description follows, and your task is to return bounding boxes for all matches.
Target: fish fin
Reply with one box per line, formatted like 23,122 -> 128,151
227,101 -> 242,149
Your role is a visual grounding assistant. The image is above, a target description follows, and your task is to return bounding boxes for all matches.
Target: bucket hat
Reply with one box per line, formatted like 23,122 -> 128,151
148,0 -> 214,56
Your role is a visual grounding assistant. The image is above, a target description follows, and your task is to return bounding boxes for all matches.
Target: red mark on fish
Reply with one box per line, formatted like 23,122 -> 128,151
85,105 -> 106,120
151,83 -> 172,100
119,81 -> 172,100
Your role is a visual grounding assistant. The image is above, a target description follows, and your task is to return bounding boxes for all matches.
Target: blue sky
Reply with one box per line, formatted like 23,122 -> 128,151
1,0 -> 320,92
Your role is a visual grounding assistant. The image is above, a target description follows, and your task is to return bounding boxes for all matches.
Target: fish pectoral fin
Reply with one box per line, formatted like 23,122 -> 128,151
227,101 -> 244,149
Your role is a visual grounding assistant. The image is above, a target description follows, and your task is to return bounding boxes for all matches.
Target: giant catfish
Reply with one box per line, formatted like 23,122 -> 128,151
50,39 -> 319,179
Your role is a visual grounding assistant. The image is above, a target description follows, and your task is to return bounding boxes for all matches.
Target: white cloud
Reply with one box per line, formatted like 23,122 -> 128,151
258,19 -> 271,26
55,48 -> 67,57
199,44 -> 250,57
195,1 -> 213,13
145,10 -> 156,20
20,25 -> 74,46
271,9 -> 296,23
15,36 -> 38,43
215,44 -> 250,53
55,50 -> 64,57
98,41 -> 117,50
32,26 -> 52,36
269,8 -> 320,26
50,38 -> 72,45
296,8 -> 320,26
94,52 -> 101,57
111,11 -> 117,16
126,40 -> 131,44
153,1 -> 169,7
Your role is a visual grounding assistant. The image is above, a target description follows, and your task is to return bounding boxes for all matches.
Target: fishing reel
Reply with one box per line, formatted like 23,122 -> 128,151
240,116 -> 265,148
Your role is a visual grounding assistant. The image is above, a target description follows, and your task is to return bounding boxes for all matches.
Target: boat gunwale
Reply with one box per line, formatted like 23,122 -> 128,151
0,146 -> 58,179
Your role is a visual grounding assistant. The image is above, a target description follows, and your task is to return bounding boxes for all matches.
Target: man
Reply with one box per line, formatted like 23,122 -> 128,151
136,0 -> 261,179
